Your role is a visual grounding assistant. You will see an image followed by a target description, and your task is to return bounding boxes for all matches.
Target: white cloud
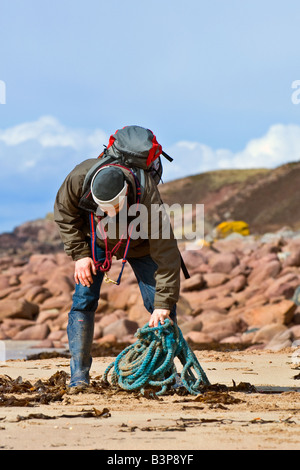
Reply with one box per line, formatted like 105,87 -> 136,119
163,123 -> 300,181
0,116 -> 109,176
0,115 -> 108,151
1,116 -> 300,232
229,124 -> 300,169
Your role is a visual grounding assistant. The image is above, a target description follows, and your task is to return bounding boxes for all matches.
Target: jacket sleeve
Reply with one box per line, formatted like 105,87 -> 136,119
54,167 -> 92,261
144,176 -> 181,310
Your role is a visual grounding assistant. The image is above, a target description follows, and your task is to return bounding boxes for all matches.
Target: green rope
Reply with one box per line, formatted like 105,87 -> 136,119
103,319 -> 210,396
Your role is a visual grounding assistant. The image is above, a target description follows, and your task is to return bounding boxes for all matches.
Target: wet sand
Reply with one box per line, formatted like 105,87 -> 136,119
0,349 -> 299,450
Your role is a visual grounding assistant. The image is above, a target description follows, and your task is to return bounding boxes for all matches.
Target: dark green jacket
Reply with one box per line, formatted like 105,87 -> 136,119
54,158 -> 181,310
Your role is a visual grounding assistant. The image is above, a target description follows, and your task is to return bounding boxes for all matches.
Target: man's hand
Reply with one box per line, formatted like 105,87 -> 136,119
74,257 -> 97,287
149,308 -> 172,328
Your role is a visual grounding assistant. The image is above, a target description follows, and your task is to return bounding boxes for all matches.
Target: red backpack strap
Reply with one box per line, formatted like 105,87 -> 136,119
146,131 -> 162,167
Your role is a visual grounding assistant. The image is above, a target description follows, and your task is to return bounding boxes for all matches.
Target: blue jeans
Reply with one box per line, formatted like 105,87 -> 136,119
67,243 -> 177,386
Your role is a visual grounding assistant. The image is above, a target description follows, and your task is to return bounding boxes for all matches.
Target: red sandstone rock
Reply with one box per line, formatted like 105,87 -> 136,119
241,299 -> 296,328
93,323 -> 103,340
289,324 -> 300,339
13,323 -> 50,340
181,273 -> 204,292
179,316 -> 203,335
96,333 -> 117,344
264,272 -> 300,299
251,324 -> 288,344
181,250 -> 208,270
3,232 -> 300,350
24,285 -> 52,304
98,310 -> 127,329
103,318 -> 139,339
208,252 -> 239,274
0,298 -> 39,321
247,259 -> 281,285
203,272 -> 229,287
185,331 -> 213,343
36,309 -> 60,324
201,317 -> 243,342
127,304 -> 149,327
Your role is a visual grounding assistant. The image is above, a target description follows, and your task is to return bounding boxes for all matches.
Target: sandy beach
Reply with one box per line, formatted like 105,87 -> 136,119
0,348 -> 299,451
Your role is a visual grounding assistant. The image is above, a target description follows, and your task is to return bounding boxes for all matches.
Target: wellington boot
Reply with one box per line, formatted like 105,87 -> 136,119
67,311 -> 94,388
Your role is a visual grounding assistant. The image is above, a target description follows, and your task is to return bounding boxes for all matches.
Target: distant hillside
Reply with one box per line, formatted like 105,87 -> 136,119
159,161 -> 300,234
0,215 -> 62,258
1,161 -> 300,258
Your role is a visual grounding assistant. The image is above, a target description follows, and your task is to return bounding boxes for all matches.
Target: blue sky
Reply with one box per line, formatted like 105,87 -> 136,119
0,0 -> 300,233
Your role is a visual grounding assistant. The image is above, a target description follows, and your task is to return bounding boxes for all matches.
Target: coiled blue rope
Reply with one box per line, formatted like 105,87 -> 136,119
103,319 -> 210,396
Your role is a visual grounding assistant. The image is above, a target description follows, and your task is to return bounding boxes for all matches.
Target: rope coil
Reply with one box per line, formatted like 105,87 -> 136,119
103,319 -> 210,396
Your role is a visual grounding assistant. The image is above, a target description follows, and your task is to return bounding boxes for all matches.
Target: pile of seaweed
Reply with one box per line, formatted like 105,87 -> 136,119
0,371 -> 70,407
0,368 -> 259,408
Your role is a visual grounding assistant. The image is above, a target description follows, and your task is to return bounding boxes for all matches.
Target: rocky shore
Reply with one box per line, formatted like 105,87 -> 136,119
1,228 -> 300,354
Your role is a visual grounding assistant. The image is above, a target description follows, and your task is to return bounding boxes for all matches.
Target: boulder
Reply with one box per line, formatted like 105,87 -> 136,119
95,298 -> 109,314
8,275 -> 20,287
105,283 -> 135,310
224,274 -> 247,292
96,334 -> 117,344
181,250 -> 208,270
282,248 -> 300,267
247,259 -> 281,285
24,285 -> 52,304
265,330 -> 293,351
0,286 -> 20,300
200,296 -> 236,311
201,317 -> 243,342
241,299 -> 296,327
176,295 -> 193,318
98,310 -> 127,329
0,329 -> 9,340
36,309 -> 60,324
40,294 -> 72,311
179,316 -> 203,335
44,272 -> 74,297
33,339 -> 55,349
181,273 -> 204,292
264,272 -> 300,299
26,254 -> 58,275
0,275 -> 10,290
50,311 -> 69,330
203,272 -> 229,288
103,318 -> 139,340
208,252 -> 239,274
127,304 -> 149,327
13,323 -> 50,340
0,298 -> 39,321
199,310 -> 228,327
47,330 -> 65,341
220,335 -> 243,344
93,323 -> 103,340
1,318 -> 36,338
18,273 -> 47,286
251,324 -> 288,344
289,324 -> 300,340
185,331 -> 213,343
